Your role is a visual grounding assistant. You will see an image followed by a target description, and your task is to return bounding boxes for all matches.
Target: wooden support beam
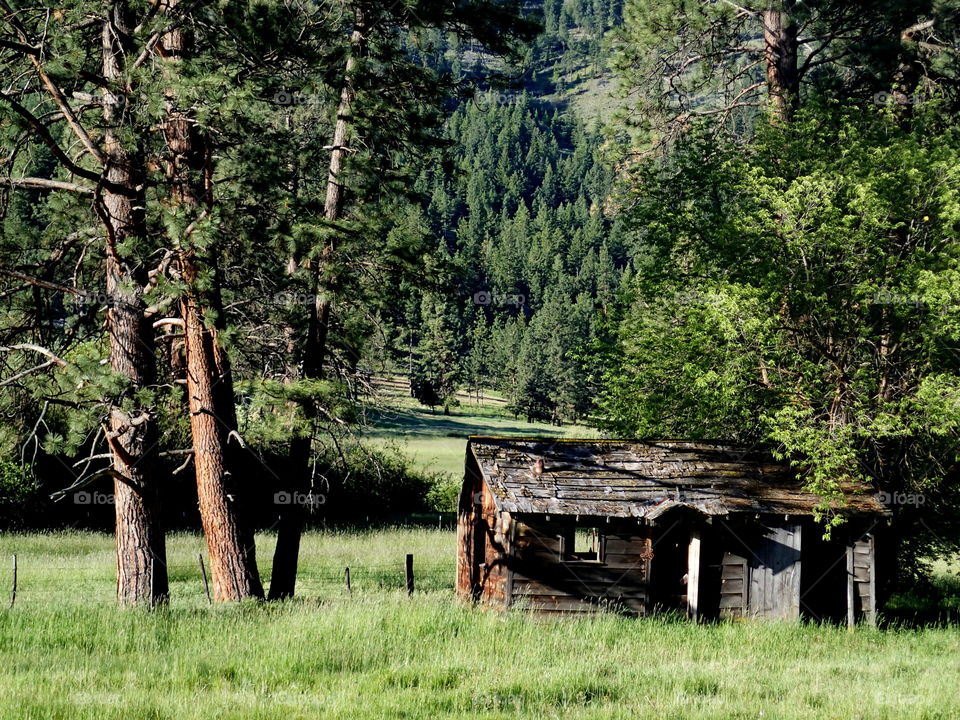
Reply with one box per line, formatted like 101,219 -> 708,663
867,534 -> 876,627
846,544 -> 855,628
687,528 -> 701,622
503,512 -> 515,609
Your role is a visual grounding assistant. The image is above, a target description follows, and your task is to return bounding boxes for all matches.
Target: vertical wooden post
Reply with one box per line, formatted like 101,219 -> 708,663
405,554 -> 414,595
8,554 -> 16,610
687,529 -> 701,622
198,553 -> 212,605
345,567 -> 351,593
866,534 -> 876,627
846,544 -> 855,628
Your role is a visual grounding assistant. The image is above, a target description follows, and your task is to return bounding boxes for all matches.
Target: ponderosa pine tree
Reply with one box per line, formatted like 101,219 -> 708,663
268,0 -> 539,599
0,0 -> 169,605
156,0 -> 267,602
0,0 -> 343,603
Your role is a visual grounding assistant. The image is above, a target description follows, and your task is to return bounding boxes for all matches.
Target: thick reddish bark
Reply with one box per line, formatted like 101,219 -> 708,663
161,1 -> 264,601
762,2 -> 799,121
180,258 -> 264,601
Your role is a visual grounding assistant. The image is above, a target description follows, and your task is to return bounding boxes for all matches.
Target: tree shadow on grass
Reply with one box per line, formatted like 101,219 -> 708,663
365,407 -> 572,440
881,571 -> 960,628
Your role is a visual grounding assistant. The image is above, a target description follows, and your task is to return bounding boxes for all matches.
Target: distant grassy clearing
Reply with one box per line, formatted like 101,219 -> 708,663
0,531 -> 958,720
362,376 -> 599,477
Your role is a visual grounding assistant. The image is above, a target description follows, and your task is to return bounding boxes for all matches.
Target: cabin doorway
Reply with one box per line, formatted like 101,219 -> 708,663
649,521 -> 690,613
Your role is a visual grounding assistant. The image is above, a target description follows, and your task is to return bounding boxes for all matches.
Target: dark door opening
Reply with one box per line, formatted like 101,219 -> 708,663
649,521 -> 689,612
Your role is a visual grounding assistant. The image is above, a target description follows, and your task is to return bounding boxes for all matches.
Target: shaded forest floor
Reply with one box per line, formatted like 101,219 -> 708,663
0,531 -> 959,719
361,375 -> 598,477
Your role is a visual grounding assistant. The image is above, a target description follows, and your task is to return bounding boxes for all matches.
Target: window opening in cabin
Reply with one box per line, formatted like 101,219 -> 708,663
561,527 -> 604,562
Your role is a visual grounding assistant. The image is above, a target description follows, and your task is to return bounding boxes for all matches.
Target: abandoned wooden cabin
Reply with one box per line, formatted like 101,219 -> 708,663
457,437 -> 890,623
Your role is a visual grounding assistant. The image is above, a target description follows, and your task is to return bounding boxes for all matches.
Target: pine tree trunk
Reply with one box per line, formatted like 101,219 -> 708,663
161,3 -> 264,601
268,13 -> 366,600
268,258 -> 309,600
891,21 -> 930,127
267,434 -> 310,600
310,17 -> 365,377
180,258 -> 264,601
762,1 -> 799,121
101,2 -> 168,606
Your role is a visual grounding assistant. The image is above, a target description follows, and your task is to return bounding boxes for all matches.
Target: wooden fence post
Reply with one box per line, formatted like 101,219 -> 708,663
405,554 -> 414,595
198,553 -> 212,605
8,554 -> 16,610
345,567 -> 351,593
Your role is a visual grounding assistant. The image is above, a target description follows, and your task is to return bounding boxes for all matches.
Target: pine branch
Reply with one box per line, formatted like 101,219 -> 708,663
0,358 -> 59,386
0,175 -> 94,194
0,343 -> 68,367
0,90 -> 122,191
0,267 -> 86,296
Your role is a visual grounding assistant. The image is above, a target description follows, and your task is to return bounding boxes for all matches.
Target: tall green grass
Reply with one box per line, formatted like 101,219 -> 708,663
0,531 -> 958,719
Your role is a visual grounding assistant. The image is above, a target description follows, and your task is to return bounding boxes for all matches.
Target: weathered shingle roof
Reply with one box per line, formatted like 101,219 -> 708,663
467,437 -> 889,518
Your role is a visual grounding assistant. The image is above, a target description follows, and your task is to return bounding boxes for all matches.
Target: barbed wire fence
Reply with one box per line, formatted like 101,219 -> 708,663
2,552 -> 455,608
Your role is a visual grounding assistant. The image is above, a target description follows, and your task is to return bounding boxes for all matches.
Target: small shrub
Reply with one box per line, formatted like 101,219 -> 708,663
313,445 -> 438,523
0,460 -> 40,529
425,474 -> 460,513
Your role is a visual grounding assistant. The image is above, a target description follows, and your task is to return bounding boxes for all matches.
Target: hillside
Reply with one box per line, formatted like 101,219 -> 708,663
372,0 -> 631,429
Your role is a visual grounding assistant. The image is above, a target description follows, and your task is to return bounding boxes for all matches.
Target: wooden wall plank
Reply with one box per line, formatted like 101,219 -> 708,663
508,521 -> 652,615
867,534 -> 877,627
847,532 -> 877,626
719,550 -> 748,619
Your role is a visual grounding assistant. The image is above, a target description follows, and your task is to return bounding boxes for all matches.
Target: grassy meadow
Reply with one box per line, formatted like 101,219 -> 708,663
1,384 -> 957,719
361,376 -> 598,478
0,530 -> 959,720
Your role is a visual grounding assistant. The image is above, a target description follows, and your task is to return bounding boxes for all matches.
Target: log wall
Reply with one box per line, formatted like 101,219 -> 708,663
510,518 -> 652,614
